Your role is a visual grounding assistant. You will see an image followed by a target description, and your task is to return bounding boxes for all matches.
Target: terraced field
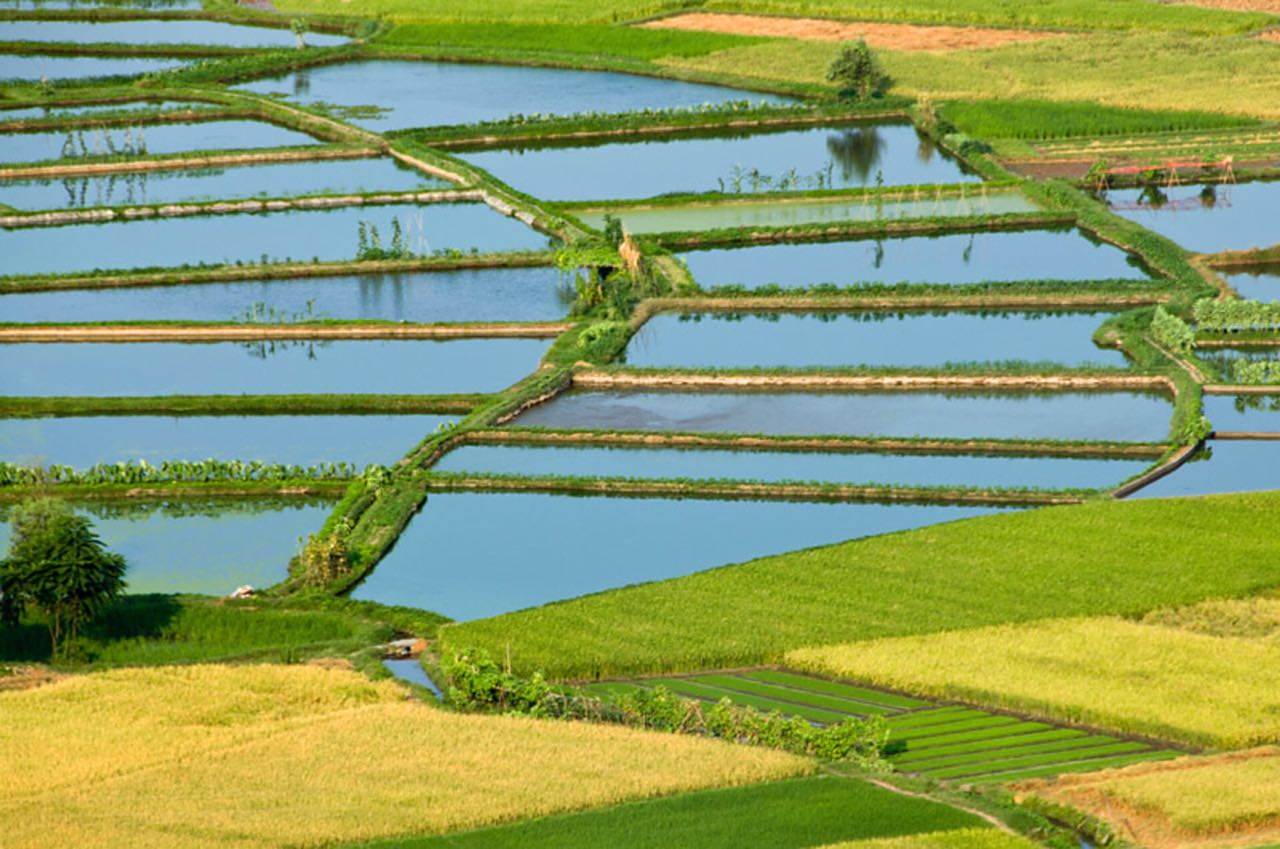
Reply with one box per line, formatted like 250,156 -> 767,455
582,669 -> 1177,783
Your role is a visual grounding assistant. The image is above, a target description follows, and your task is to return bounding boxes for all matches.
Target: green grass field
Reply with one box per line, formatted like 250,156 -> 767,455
350,775 -> 986,848
583,669 -> 1175,783
442,492 -> 1280,679
816,831 -> 1040,849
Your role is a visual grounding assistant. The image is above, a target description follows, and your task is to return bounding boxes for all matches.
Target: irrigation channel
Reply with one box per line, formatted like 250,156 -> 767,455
0,15 -> 1272,747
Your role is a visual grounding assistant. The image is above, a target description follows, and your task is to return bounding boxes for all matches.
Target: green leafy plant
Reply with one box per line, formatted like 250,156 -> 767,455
827,40 -> 887,101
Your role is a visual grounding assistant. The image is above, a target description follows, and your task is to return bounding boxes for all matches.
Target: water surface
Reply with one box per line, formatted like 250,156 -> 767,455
625,311 -> 1124,368
679,229 -> 1152,289
1133,440 -> 1280,498
235,59 -> 791,131
0,414 -> 456,467
1,0 -> 199,9
353,491 -> 995,619
0,338 -> 547,395
1205,393 -> 1280,432
0,498 -> 332,595
0,20 -> 348,47
1222,266 -> 1280,302
514,390 -> 1173,442
1,202 -> 547,277
0,266 -> 568,322
460,124 -> 978,201
0,156 -> 444,210
434,444 -> 1150,491
1,99 -> 203,121
1105,182 -> 1280,254
0,53 -> 188,81
1,119 -> 317,165
577,190 -> 1037,234
382,658 -> 442,696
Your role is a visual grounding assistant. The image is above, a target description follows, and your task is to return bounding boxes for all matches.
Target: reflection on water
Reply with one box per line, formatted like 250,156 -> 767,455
827,126 -> 886,184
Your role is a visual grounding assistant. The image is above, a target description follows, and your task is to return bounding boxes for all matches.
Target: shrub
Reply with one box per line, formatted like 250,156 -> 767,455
827,41 -> 887,101
1150,306 -> 1195,354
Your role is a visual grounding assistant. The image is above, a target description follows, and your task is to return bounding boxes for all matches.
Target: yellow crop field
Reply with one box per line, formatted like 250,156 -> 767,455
816,828 -> 1041,849
0,664 -> 810,849
1023,748 -> 1280,848
1141,596 -> 1280,641
786,616 -> 1280,748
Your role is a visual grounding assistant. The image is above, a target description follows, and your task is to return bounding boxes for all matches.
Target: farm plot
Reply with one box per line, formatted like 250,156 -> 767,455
1131,440 -> 1280,498
0,202 -> 548,277
1205,393 -> 1280,432
458,122 -> 979,202
1103,181 -> 1280,254
622,310 -> 1126,369
0,156 -> 447,211
0,54 -> 190,81
0,19 -> 349,48
234,59 -> 791,131
581,669 -> 1175,783
574,188 -> 1038,235
785,615 -> 1280,748
675,229 -> 1153,290
511,390 -> 1175,442
0,663 -> 808,849
0,99 -> 212,121
0,338 -> 548,396
0,497 -> 335,595
1223,265 -> 1280,302
0,119 -> 321,165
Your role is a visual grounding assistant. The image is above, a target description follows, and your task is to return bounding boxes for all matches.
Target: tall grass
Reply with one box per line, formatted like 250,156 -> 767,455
940,99 -> 1258,142
0,664 -> 809,849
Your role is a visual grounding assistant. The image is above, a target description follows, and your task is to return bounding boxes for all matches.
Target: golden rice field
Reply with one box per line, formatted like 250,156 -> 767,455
1021,748 -> 1280,849
785,616 -> 1280,749
816,828 -> 1042,849
0,664 -> 810,849
1141,595 -> 1280,641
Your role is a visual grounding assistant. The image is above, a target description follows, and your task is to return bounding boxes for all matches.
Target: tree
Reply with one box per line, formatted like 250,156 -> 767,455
291,18 -> 308,50
0,499 -> 127,661
827,40 -> 886,101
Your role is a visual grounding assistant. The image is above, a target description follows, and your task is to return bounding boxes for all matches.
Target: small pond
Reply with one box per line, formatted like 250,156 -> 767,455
0,53 -> 189,81
1222,266 -> 1280,302
678,228 -> 1152,290
0,156 -> 446,210
0,202 -> 548,277
1132,440 -> 1280,499
575,190 -> 1037,234
0,338 -> 547,396
351,490 -> 997,620
459,123 -> 979,202
0,20 -> 348,47
433,443 -> 1151,491
1,118 -> 318,165
381,658 -> 442,696
1104,182 -> 1280,254
0,414 -> 457,467
513,390 -> 1174,442
624,310 -> 1124,369
0,497 -> 333,595
0,265 -> 569,323
234,59 -> 791,131
1205,393 -> 1280,433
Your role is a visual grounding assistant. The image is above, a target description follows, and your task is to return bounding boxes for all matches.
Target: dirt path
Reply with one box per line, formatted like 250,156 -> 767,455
639,13 -> 1058,51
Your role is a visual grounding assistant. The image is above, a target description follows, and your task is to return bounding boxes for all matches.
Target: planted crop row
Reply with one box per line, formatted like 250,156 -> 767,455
1194,298 -> 1280,334
0,459 -> 374,487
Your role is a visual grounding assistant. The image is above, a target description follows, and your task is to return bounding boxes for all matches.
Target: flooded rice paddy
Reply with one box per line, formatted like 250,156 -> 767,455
234,59 -> 792,130
0,414 -> 458,467
575,190 -> 1037,234
433,443 -> 1150,491
0,53 -> 190,80
0,202 -> 549,277
677,229 -> 1152,289
624,311 -> 1125,368
0,156 -> 447,210
352,491 -> 998,620
0,338 -> 548,396
1104,182 -> 1280,254
0,20 -> 349,47
1,118 -> 319,164
1133,440 -> 1280,499
0,265 -> 569,323
459,123 -> 979,201
513,390 -> 1173,442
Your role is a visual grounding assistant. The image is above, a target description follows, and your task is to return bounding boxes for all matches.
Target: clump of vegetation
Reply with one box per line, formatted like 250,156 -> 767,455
356,218 -> 418,261
1149,306 -> 1195,355
296,518 -> 353,588
0,498 -> 127,661
0,459 -> 368,487
291,18 -> 309,49
1229,358 -> 1280,386
1194,298 -> 1280,334
442,650 -> 892,766
827,40 -> 887,101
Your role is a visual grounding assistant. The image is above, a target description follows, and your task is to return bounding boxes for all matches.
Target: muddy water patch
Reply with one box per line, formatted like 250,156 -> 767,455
1,119 -> 319,165
678,228 -> 1153,289
624,310 -> 1125,368
0,202 -> 548,277
459,123 -> 977,202
235,59 -> 792,131
513,390 -> 1173,442
0,20 -> 348,47
0,338 -> 547,396
352,490 -> 997,620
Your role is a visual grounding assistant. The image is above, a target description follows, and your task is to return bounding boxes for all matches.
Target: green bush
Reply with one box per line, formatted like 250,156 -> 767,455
827,40 -> 887,101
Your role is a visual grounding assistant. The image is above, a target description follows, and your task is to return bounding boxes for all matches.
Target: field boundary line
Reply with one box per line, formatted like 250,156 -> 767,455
0,145 -> 376,179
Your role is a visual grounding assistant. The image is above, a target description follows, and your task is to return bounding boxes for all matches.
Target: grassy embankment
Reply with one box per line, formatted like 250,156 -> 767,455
440,491 -> 1280,679
0,663 -> 810,849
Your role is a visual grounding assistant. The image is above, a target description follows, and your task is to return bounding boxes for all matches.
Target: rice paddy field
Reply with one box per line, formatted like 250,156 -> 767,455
3,0 -> 1280,846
